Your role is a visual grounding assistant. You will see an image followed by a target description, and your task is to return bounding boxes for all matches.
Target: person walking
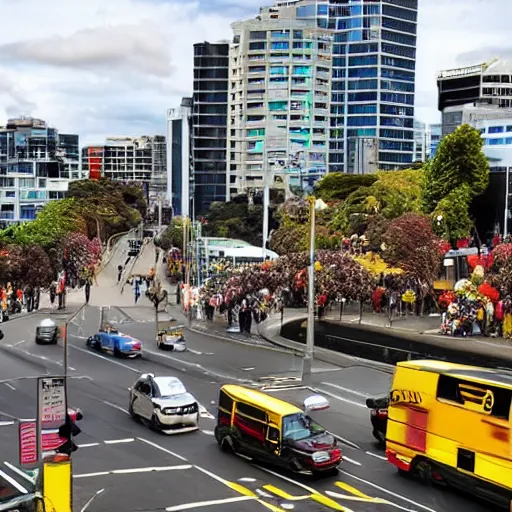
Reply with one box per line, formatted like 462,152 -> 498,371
117,265 -> 123,284
84,279 -> 91,305
34,286 -> 40,311
134,278 -> 141,304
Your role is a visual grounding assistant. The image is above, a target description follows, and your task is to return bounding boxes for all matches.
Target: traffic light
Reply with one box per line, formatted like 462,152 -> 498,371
56,414 -> 81,455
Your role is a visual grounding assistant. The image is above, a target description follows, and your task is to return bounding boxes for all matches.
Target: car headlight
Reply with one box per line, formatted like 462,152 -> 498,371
311,451 -> 330,463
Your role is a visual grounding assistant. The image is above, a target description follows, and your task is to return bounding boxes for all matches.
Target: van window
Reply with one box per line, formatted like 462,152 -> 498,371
236,402 -> 267,422
219,390 -> 233,412
437,375 -> 511,419
283,413 -> 324,441
268,426 -> 280,441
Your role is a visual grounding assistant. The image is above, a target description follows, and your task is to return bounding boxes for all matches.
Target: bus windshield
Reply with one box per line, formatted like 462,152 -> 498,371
282,413 -> 325,441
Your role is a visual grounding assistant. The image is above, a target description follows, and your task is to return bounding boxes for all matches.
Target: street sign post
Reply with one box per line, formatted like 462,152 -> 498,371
19,421 -> 37,466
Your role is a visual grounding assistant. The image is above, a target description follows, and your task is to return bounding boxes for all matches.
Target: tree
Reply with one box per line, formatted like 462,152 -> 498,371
383,213 -> 442,285
157,218 -> 184,251
314,173 -> 378,202
62,233 -> 98,282
19,244 -> 54,287
422,124 -> 489,214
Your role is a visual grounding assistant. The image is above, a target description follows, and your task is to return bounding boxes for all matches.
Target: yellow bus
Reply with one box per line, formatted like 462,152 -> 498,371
386,360 -> 512,508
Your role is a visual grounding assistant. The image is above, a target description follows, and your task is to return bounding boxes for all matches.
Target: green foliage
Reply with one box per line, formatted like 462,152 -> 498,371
422,124 -> 489,214
314,173 -> 378,202
432,184 -> 473,244
203,202 -> 268,247
157,218 -> 184,251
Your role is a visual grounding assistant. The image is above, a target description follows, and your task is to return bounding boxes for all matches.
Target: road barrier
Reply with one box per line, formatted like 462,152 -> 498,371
280,318 -> 512,370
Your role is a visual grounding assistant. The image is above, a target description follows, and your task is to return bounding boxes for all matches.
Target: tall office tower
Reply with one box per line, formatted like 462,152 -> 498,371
167,97 -> 193,217
291,0 -> 418,173
0,117 -> 81,224
150,135 -> 167,199
192,41 -> 229,216
228,3 -> 333,196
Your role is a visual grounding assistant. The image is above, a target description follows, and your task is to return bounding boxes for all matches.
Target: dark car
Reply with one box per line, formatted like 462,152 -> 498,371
366,396 -> 389,444
35,319 -> 59,345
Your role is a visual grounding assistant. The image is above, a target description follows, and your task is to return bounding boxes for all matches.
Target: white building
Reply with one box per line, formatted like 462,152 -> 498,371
167,98 -> 192,217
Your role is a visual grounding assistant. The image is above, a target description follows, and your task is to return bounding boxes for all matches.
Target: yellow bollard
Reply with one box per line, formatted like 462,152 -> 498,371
43,459 -> 72,512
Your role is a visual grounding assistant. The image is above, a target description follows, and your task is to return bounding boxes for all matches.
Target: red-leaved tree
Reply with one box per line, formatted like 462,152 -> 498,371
20,244 -> 54,287
62,233 -> 100,281
492,243 -> 512,267
383,213 -> 443,286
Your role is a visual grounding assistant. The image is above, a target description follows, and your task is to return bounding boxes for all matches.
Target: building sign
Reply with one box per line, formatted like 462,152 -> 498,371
439,65 -> 483,79
19,421 -> 38,466
37,377 -> 66,430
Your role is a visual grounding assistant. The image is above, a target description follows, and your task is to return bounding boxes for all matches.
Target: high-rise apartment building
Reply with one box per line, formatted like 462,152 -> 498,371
167,98 -> 193,217
226,0 -> 417,191
81,136 -> 167,195
0,117 -> 81,224
192,41 -> 229,216
228,4 -> 333,195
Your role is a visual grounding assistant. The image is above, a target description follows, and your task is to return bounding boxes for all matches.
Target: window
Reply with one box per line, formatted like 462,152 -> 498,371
349,55 -> 378,66
271,41 -> 289,50
380,92 -> 414,105
249,31 -> 267,40
348,79 -> 378,90
236,402 -> 267,422
5,191 -> 15,198
349,67 -> 378,78
381,105 -> 414,117
382,30 -> 416,47
282,413 -> 325,441
506,138 -> 512,145
296,4 -> 315,17
380,128 -> 414,140
293,30 -> 303,39
271,30 -> 289,39
247,128 -> 265,137
348,91 -> 378,102
437,375 -> 512,419
385,0 -> 417,9
382,17 -> 417,34
381,68 -> 415,82
249,42 -> 266,51
268,427 -> 280,441
293,66 -> 311,76
488,126 -> 504,134
379,152 -> 413,163
507,126 -> 512,132
381,80 -> 415,92
347,116 -> 377,127
270,66 -> 288,75
333,57 -> 346,67
349,43 -> 378,54
382,43 -> 416,59
488,138 -> 505,145
349,104 -> 377,114
364,3 -> 380,15
382,5 -> 417,21
348,128 -> 377,137
269,101 -> 287,111
380,140 -> 414,151
381,56 -> 415,70
317,3 -> 328,15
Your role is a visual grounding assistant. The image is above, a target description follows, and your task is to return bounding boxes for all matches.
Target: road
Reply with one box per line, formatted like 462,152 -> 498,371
0,239 -> 499,512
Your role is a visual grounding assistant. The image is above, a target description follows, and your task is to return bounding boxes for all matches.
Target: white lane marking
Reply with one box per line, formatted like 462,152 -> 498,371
137,437 -> 188,462
104,438 -> 134,445
10,340 -> 27,347
69,367 -> 76,371
4,383 -> 15,391
253,464 -> 317,494
17,350 -> 63,366
321,382 -> 370,398
326,491 -> 418,511
330,433 -> 361,451
256,489 -> 273,498
187,348 -> 203,355
166,496 -> 255,511
79,488 -> 105,512
102,401 -> 129,416
343,456 -> 362,467
242,367 -> 255,371
366,451 -> 387,461
3,462 -> 35,483
194,465 -> 233,486
338,470 -> 437,512
314,387 -> 366,408
263,386 -> 308,392
74,465 -> 192,478
238,477 -> 257,482
71,345 -> 139,373
199,404 -> 215,419
0,469 -> 28,494
77,443 -> 100,448
0,421 -> 15,427
201,430 -> 214,436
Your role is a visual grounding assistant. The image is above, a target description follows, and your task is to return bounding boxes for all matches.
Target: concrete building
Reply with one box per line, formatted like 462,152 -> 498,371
192,41 -> 229,216
0,117 -> 81,224
228,4 -> 333,195
81,136 -> 167,195
167,98 -> 193,217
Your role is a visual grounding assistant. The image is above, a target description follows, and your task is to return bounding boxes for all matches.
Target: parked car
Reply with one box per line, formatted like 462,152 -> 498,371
128,374 -> 199,434
86,325 -> 142,358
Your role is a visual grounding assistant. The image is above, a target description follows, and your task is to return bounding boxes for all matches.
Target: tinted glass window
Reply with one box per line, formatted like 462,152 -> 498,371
236,402 -> 267,422
219,390 -> 234,412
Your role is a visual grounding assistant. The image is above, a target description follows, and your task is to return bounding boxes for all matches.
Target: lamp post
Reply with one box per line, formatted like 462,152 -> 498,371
302,196 -> 316,382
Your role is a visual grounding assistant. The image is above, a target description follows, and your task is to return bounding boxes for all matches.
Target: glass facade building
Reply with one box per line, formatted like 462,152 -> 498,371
293,0 -> 417,171
0,117 -> 81,224
192,41 -> 229,216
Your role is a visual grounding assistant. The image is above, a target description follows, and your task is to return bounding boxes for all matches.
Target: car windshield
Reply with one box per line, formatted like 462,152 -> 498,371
282,413 -> 325,441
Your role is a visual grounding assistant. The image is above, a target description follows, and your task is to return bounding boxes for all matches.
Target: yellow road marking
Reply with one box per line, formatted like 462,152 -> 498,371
310,493 -> 349,511
334,482 -> 389,504
262,485 -> 309,501
226,481 -> 257,497
257,501 -> 286,512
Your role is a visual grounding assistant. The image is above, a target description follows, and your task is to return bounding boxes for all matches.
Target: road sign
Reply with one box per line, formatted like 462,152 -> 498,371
19,421 -> 38,466
38,377 -> 66,430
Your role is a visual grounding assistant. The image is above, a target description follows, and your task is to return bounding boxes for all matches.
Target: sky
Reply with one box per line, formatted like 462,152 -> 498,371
0,0 -> 509,145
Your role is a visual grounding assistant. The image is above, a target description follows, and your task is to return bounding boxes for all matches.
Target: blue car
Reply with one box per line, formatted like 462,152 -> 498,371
86,325 -> 143,359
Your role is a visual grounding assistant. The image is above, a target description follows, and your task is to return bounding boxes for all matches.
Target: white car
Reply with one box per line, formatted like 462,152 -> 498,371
128,374 -> 199,434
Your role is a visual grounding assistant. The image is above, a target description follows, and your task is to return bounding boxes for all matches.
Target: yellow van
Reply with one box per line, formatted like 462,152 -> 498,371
386,360 -> 512,508
214,385 -> 342,475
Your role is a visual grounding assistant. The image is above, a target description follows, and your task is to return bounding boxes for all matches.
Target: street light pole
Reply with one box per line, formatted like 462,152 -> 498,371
302,196 -> 316,382
262,171 -> 270,260
505,166 -> 510,238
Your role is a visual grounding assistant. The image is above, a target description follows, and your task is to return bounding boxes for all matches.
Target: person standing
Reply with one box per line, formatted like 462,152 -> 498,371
34,286 -> 40,311
84,278 -> 91,305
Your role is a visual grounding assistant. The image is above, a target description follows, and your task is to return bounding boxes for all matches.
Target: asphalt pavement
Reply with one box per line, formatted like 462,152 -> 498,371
0,237 -> 500,511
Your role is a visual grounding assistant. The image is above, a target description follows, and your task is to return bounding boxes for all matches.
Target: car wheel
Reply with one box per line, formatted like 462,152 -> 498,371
220,436 -> 233,453
372,429 -> 386,444
150,414 -> 160,431
35,338 -> 41,345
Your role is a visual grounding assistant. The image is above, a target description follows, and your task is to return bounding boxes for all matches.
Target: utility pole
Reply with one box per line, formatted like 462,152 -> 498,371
302,196 -> 316,382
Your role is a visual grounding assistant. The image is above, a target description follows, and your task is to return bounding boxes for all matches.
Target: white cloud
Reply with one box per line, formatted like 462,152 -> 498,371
0,0 -> 508,142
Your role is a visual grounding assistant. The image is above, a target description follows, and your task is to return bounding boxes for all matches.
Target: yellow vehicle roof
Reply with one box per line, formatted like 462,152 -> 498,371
397,360 -> 512,390
221,385 -> 302,416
